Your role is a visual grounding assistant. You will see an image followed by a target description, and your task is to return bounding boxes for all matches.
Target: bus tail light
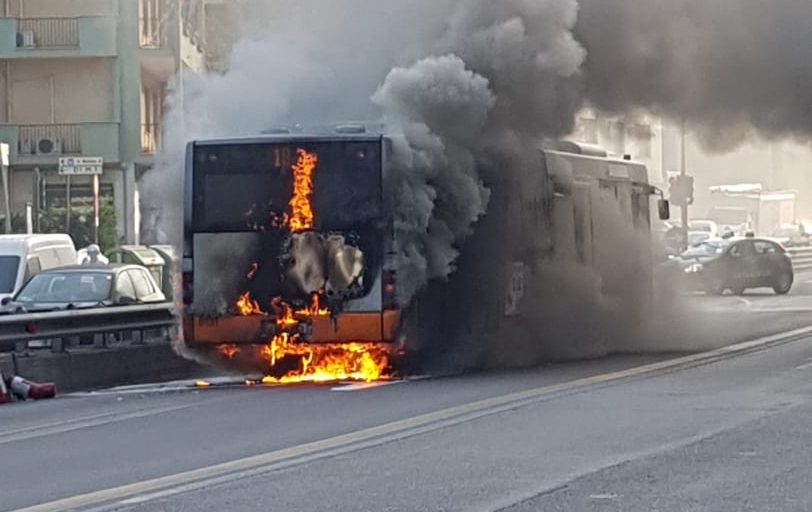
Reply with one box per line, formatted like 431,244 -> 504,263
383,270 -> 397,310
182,272 -> 194,305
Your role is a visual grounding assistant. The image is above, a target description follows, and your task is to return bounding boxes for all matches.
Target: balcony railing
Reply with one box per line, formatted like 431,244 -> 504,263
141,123 -> 163,154
17,124 -> 81,155
16,18 -> 79,48
139,16 -> 171,48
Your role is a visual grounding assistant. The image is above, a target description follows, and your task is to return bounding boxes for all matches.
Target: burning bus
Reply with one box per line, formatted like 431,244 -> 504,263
180,123 -> 669,382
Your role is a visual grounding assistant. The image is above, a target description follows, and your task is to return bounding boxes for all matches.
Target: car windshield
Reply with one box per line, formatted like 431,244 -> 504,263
0,255 -> 20,293
681,240 -> 731,258
16,271 -> 113,303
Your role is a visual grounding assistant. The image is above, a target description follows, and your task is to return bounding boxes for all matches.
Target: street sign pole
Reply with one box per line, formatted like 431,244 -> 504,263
57,157 -> 104,240
0,143 -> 10,234
93,173 -> 100,244
65,175 -> 71,234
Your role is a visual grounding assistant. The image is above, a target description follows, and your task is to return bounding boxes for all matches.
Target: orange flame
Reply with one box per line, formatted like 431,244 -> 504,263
260,336 -> 390,384
288,148 -> 317,233
295,293 -> 329,317
231,289 -> 391,383
218,344 -> 240,359
236,292 -> 264,316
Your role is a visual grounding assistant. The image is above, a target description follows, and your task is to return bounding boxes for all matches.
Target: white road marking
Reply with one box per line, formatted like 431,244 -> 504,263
735,296 -> 754,308
331,380 -> 405,392
0,403 -> 199,445
10,325 -> 812,512
795,359 -> 812,370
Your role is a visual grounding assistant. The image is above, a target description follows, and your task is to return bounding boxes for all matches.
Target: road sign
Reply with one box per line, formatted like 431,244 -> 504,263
58,157 -> 103,176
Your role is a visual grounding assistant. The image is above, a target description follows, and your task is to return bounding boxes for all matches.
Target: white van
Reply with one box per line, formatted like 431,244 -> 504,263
0,234 -> 77,300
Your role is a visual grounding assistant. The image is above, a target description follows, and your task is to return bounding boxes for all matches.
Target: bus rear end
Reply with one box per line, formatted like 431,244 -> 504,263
181,134 -> 401,381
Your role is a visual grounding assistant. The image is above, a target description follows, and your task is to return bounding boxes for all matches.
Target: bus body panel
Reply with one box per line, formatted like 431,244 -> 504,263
182,127 -> 661,355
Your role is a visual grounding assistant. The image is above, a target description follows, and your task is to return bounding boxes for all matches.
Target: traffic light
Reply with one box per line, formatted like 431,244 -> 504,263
668,175 -> 694,206
668,176 -> 684,205
684,175 -> 695,205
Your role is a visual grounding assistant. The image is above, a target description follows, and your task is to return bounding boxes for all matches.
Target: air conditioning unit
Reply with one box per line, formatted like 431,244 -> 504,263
19,138 -> 32,155
16,31 -> 35,48
36,138 -> 62,155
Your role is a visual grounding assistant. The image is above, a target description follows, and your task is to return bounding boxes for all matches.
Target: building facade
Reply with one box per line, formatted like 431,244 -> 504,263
572,110 -> 812,221
572,108 -> 666,188
0,0 -> 209,242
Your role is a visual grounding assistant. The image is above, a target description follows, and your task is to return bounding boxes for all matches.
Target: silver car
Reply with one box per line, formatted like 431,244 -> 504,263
1,263 -> 166,313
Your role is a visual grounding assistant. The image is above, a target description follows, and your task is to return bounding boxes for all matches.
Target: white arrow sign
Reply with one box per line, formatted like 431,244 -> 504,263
58,156 -> 103,176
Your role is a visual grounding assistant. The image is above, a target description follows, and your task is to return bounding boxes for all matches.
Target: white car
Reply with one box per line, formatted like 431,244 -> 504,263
688,219 -> 720,238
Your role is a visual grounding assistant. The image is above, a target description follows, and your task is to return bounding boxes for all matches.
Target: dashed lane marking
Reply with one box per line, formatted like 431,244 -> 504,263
9,325 -> 812,512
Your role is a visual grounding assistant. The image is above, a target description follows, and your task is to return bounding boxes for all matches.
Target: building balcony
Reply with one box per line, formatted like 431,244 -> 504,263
0,123 -> 120,166
0,16 -> 117,58
140,123 -> 163,154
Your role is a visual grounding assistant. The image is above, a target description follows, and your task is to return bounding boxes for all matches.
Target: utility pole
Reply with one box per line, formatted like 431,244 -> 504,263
680,118 -> 689,248
0,143 -> 10,234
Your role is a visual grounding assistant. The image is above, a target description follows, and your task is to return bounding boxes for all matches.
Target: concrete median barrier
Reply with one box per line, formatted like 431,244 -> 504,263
4,344 -> 205,394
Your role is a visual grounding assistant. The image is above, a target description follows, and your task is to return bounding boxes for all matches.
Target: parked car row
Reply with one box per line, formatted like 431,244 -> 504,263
0,234 -> 172,316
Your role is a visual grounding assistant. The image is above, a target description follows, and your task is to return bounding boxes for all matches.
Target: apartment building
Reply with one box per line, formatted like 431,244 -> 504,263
572,108 -> 666,187
0,0 -> 210,242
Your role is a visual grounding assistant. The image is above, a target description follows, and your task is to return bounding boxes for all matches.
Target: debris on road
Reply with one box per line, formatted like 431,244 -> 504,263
1,374 -> 56,403
0,370 -> 9,404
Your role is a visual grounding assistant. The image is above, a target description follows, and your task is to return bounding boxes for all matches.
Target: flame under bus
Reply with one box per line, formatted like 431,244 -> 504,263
182,127 -> 400,348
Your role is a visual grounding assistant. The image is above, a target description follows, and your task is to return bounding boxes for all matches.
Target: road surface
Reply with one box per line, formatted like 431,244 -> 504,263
1,276 -> 811,512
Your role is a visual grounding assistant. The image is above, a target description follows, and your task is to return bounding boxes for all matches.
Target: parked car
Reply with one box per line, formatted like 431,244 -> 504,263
0,263 -> 166,314
688,219 -> 721,238
669,236 -> 793,295
0,233 -> 77,302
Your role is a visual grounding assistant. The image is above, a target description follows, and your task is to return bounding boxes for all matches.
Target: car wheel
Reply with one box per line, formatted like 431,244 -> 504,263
704,276 -> 726,296
730,284 -> 746,295
773,272 -> 793,295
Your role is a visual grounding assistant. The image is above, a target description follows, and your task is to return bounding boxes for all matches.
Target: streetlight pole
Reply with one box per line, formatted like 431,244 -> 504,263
680,118 -> 689,248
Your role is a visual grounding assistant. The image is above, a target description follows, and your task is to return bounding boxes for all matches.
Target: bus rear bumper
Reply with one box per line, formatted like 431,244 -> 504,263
183,310 -> 401,345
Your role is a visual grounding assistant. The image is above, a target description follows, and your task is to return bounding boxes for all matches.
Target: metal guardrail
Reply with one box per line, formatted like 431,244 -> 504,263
788,246 -> 812,270
0,303 -> 177,353
0,247 -> 808,355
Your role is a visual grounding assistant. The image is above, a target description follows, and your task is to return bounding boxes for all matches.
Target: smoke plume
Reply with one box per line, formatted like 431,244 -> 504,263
576,0 -> 812,149
141,0 -> 812,370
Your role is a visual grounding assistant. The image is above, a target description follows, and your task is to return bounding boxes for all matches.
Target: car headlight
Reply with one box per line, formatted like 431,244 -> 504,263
684,263 -> 703,273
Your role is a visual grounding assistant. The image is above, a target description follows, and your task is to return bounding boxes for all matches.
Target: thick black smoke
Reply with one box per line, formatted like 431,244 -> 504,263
141,0 -> 812,368
576,0 -> 812,149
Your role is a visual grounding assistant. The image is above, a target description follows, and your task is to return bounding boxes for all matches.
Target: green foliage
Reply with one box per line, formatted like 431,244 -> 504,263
0,212 -> 27,234
37,199 -> 120,252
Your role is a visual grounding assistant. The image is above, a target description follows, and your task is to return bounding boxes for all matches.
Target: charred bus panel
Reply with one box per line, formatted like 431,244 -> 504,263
182,131 -> 400,347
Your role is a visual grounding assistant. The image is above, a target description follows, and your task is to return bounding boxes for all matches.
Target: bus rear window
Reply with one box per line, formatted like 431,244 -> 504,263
192,141 -> 382,232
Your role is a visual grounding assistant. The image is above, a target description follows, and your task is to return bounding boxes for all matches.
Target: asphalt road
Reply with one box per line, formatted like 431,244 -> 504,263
0,273 -> 811,512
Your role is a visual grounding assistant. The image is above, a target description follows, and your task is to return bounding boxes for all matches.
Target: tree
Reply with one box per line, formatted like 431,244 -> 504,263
37,199 -> 120,252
